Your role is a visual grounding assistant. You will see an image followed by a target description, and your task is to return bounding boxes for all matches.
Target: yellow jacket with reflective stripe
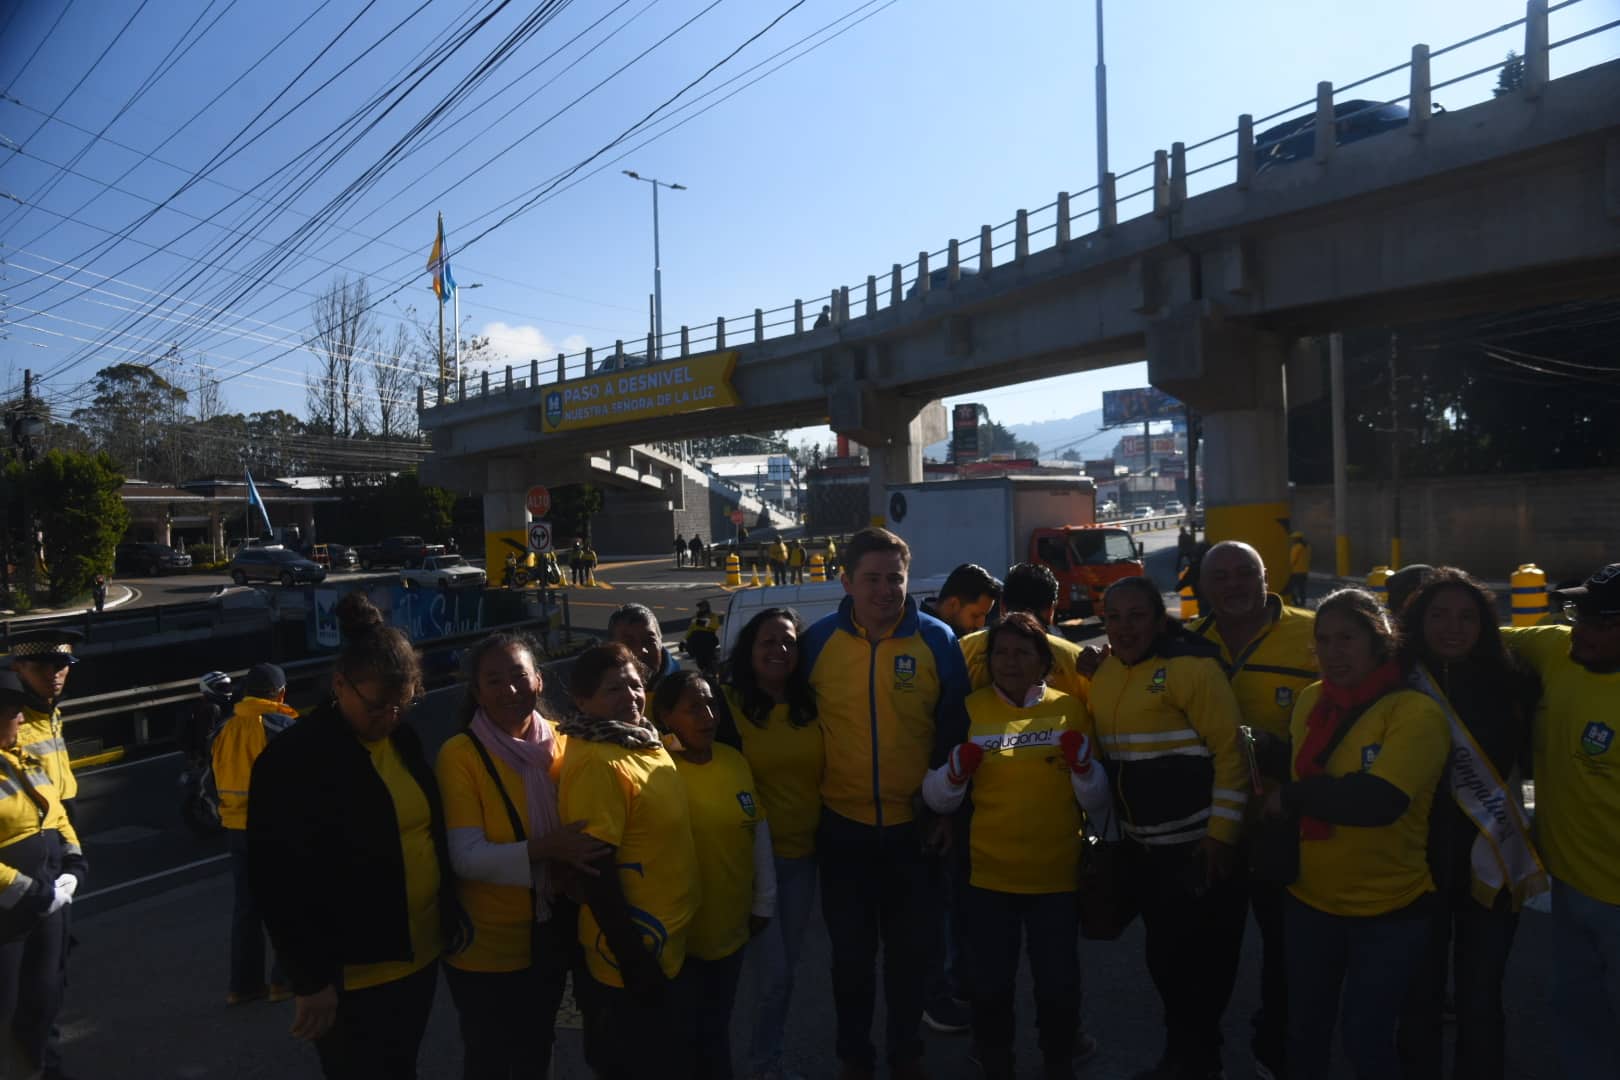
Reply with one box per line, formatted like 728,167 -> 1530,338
19,706 -> 74,802
213,696 -> 300,831
1088,641 -> 1248,846
0,744 -> 84,924
1190,596 -> 1318,742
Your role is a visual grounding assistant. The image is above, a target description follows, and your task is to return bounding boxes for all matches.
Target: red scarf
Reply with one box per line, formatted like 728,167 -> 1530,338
1294,660 -> 1404,841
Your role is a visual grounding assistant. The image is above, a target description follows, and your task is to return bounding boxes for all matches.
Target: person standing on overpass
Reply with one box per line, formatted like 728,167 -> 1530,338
1187,541 -> 1317,1080
1500,563 -> 1620,1080
801,527 -> 971,1080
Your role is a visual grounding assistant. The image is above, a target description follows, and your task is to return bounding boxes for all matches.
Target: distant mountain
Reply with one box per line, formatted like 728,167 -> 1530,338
924,408 -> 1115,462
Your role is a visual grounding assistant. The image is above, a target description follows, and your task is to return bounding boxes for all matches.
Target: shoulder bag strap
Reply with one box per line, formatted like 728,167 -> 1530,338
463,734 -> 539,914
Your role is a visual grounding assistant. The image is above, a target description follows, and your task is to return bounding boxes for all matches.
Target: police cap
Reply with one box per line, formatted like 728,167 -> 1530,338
5,627 -> 84,667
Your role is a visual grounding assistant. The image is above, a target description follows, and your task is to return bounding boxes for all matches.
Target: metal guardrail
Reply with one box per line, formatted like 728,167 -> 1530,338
418,0 -> 1614,409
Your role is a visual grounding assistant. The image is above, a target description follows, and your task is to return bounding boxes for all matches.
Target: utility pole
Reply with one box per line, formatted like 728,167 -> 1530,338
1095,0 -> 1109,187
1330,333 -> 1350,577
1388,330 -> 1402,570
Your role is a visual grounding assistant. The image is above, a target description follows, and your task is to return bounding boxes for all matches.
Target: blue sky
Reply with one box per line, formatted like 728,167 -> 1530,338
1,0 -> 1615,455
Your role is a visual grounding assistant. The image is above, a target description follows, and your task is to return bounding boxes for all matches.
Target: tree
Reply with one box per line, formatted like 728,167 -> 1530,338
12,450 -> 129,606
245,410 -> 310,476
306,275 -> 377,439
372,323 -> 415,441
1494,50 -> 1524,97
1060,447 -> 1083,462
690,431 -> 788,459
977,421 -> 1041,460
71,363 -> 189,481
324,471 -> 454,541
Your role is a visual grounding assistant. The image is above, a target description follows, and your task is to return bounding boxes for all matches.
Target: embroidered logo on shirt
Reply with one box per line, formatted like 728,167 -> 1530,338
1361,743 -> 1382,770
1147,667 -> 1168,694
736,791 -> 757,817
1275,687 -> 1293,710
893,654 -> 917,691
1581,722 -> 1614,757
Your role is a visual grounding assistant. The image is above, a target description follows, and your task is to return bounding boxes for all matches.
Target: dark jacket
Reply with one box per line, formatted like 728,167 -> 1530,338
1422,659 -> 1537,899
247,701 -> 464,996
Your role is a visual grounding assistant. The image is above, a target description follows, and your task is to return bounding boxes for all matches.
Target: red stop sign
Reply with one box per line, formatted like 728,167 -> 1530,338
526,485 -> 551,518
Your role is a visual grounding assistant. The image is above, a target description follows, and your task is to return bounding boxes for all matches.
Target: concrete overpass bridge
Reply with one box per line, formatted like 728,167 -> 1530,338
422,3 -> 1620,574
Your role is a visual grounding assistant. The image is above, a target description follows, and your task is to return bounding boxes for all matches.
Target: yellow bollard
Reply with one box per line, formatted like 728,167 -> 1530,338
1179,583 -> 1199,620
725,553 -> 742,588
1510,563 -> 1549,627
809,553 -> 826,583
1367,566 -> 1391,607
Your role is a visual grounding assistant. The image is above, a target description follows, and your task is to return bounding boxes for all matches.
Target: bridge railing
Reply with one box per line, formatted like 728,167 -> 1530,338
421,0 -> 1617,413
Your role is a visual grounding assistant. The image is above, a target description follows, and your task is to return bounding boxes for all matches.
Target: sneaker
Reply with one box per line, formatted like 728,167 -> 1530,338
922,995 -> 972,1035
267,983 -> 293,1003
225,986 -> 267,1006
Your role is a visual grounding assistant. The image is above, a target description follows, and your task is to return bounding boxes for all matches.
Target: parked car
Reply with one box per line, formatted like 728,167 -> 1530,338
305,542 -> 358,570
229,545 -> 327,587
115,542 -> 193,576
1132,506 -> 1156,519
1253,99 -> 1415,174
400,554 -> 486,590
356,536 -> 445,571
1163,500 -> 1186,515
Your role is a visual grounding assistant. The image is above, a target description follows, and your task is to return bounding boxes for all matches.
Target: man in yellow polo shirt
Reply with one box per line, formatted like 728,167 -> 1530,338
1504,563 -> 1620,1080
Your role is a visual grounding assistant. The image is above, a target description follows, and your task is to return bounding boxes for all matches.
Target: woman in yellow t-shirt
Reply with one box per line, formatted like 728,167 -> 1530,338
714,607 -> 823,1080
1262,588 -> 1449,1080
437,631 -> 611,1079
558,643 -> 701,1079
248,593 -> 465,1079
920,612 -> 1107,1078
655,671 -> 776,1080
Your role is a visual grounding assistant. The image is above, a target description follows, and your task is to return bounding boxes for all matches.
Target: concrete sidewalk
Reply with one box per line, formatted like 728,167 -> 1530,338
59,869 -> 1564,1079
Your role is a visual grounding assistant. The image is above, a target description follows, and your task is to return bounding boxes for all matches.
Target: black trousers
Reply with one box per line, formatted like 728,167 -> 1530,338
442,903 -> 584,1080
963,886 -> 1080,1063
314,961 -> 438,1080
817,810 -> 939,1070
1133,842 -> 1248,1072
583,963 -> 698,1080
689,948 -> 747,1079
1398,889 -> 1519,1080
1250,877 -> 1290,1072
0,908 -> 67,1074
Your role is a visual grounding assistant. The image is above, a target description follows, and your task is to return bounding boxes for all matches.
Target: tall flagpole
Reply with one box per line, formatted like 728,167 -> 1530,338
453,281 -> 461,385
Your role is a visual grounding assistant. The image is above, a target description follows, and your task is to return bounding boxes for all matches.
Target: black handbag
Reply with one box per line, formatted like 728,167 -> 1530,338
465,735 -> 547,966
1077,803 -> 1139,941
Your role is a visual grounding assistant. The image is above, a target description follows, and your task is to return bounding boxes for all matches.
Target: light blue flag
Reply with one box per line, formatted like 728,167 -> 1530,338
245,469 -> 274,536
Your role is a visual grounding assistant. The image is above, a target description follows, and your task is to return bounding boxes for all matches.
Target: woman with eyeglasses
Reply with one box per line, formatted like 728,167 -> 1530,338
249,593 -> 466,1079
435,630 -> 609,1079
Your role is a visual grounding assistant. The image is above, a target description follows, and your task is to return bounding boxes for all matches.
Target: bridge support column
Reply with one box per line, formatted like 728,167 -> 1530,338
484,460 -> 531,574
1148,304 -> 1292,577
827,383 -> 947,529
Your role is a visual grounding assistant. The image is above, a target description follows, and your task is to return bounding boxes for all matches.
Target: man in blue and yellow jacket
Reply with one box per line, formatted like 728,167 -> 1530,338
802,527 -> 970,1079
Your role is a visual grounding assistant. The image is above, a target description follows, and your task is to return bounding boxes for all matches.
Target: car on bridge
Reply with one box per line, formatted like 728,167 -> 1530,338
115,542 -> 193,576
1254,99 -> 1417,174
228,545 -> 327,587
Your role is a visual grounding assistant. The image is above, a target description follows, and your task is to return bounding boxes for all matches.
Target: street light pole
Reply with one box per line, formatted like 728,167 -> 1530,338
623,170 -> 686,362
453,282 -> 483,384
1095,0 -> 1109,187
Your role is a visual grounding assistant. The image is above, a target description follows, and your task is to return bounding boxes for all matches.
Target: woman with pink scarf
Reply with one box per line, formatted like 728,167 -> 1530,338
435,631 -> 610,1079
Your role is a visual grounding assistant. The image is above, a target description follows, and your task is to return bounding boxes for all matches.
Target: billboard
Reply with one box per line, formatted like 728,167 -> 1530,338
1102,387 -> 1183,427
952,402 -> 981,460
1116,435 -> 1181,457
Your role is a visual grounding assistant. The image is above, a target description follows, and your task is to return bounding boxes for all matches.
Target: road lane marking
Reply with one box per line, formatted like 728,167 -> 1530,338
79,853 -> 230,902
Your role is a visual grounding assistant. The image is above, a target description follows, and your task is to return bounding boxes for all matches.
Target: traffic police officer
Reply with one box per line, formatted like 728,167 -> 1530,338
7,629 -> 84,826
0,669 -> 85,1077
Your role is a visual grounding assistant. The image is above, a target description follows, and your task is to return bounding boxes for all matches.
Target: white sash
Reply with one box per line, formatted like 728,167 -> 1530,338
1410,665 -> 1548,910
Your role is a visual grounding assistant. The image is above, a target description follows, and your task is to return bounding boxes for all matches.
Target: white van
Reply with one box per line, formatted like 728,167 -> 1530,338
717,574 -> 950,665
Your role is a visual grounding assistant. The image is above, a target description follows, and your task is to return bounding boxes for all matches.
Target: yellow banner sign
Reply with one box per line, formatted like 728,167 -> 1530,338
541,351 -> 740,432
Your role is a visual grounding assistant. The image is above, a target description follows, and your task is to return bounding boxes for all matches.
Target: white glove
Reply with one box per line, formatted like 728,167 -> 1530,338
46,874 -> 77,915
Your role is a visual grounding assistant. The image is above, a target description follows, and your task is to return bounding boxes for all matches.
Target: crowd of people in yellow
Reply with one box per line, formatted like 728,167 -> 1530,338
0,528 -> 1614,1080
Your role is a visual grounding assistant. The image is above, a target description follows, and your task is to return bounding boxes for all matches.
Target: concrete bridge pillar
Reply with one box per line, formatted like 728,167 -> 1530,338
1148,304 -> 1292,577
484,459 -> 531,573
827,383 -> 947,528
